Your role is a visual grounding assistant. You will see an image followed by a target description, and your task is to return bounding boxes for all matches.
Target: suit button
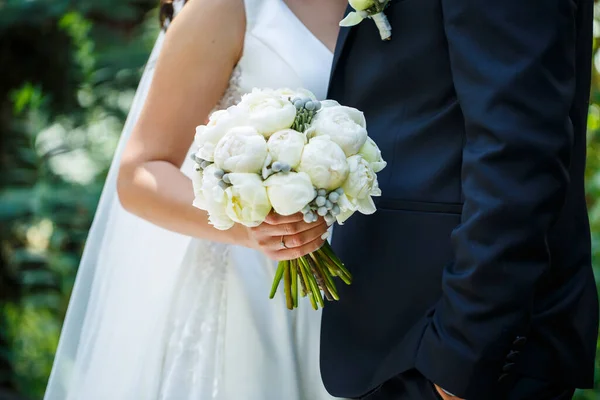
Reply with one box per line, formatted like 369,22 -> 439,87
502,362 -> 515,372
506,350 -> 519,361
513,336 -> 527,346
498,373 -> 510,383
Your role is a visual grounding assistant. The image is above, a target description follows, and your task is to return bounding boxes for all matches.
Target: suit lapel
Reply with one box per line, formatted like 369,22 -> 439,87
328,4 -> 353,90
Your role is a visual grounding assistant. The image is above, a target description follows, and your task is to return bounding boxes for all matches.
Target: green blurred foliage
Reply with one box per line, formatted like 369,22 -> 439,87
0,1 -> 599,399
0,1 -> 158,398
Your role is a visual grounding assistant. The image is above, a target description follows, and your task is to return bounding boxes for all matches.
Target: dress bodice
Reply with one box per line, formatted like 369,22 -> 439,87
236,0 -> 333,100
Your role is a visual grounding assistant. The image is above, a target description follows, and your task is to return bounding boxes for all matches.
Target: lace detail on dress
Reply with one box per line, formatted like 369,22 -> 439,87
158,240 -> 230,400
214,65 -> 243,111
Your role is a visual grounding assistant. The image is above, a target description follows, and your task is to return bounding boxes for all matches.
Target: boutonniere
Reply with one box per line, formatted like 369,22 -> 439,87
340,0 -> 392,41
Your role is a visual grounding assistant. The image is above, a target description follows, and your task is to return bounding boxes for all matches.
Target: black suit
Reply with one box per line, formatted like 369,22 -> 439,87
321,0 -> 598,399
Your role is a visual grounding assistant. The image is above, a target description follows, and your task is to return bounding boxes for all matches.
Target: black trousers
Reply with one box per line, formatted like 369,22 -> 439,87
357,369 -> 575,400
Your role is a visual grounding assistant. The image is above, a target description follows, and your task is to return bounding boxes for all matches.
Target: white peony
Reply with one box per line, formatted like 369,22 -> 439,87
238,89 -> 297,137
195,109 -> 243,162
213,126 -> 268,174
297,136 -> 349,191
224,173 -> 272,227
319,100 -> 341,109
266,129 -> 307,169
193,164 -> 235,230
336,155 -> 381,223
358,137 -> 387,173
273,88 -> 317,101
307,104 -> 368,156
265,172 -> 316,216
349,0 -> 375,11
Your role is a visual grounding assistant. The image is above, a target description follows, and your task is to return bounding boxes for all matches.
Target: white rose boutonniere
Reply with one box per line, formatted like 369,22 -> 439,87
340,0 -> 392,41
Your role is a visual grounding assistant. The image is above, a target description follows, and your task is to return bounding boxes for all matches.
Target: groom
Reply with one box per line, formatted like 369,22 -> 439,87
322,0 -> 599,399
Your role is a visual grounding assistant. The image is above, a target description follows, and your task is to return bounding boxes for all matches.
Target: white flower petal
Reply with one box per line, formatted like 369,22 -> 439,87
340,12 -> 365,27
356,196 -> 377,215
214,126 -> 268,173
238,90 -> 297,137
358,137 -> 387,173
349,0 -> 376,11
267,129 -> 306,169
224,173 -> 271,227
308,105 -> 368,157
265,172 -> 316,216
297,136 -> 349,191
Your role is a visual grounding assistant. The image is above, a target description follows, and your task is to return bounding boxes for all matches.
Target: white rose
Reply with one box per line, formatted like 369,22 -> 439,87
195,109 -> 243,162
238,89 -> 297,137
213,126 -> 268,173
349,0 -> 375,11
224,173 -> 272,227
297,136 -> 349,191
193,164 -> 235,230
265,172 -> 316,216
266,129 -> 307,169
358,137 -> 387,173
273,88 -> 317,101
307,105 -> 368,156
336,155 -> 381,223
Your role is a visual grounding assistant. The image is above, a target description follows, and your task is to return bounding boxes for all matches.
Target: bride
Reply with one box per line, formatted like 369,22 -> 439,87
43,0 -> 350,399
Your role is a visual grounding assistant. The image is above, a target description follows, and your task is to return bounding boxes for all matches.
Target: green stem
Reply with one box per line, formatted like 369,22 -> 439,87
270,261 -> 285,299
315,253 -> 340,301
306,253 -> 335,301
321,243 -> 353,284
298,257 -> 318,310
283,260 -> 293,310
316,246 -> 351,285
291,259 -> 298,308
300,257 -> 325,308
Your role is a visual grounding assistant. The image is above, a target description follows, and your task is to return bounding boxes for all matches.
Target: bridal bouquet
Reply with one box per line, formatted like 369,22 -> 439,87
191,88 -> 386,310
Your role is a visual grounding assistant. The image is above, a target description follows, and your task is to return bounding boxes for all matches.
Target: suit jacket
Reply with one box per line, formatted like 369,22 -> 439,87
321,0 -> 599,398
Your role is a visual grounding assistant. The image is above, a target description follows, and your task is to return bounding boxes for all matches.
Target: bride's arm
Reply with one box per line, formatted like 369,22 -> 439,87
118,0 -> 328,258
117,0 -> 250,245
118,0 -> 329,257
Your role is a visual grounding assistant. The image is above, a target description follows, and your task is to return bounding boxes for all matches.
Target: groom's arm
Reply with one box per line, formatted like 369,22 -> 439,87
415,0 -> 583,398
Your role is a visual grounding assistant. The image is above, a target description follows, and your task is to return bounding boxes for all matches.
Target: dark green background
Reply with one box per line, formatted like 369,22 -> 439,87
0,1 -> 598,399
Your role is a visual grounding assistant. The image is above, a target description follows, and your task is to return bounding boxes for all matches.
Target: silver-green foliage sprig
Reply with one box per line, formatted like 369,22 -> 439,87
290,97 -> 322,132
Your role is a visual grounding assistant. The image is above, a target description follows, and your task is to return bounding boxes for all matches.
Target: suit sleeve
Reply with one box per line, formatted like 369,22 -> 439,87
414,1 -> 580,398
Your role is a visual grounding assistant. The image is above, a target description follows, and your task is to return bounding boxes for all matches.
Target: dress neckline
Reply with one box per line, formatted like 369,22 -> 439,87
279,0 -> 335,56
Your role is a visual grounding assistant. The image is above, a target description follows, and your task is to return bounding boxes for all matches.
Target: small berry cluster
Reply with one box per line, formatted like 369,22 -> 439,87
290,97 -> 322,132
302,188 -> 344,225
192,155 -> 231,190
192,154 -> 211,171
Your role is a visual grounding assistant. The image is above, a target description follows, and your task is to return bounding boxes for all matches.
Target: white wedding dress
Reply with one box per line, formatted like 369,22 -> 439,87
44,0 -> 341,399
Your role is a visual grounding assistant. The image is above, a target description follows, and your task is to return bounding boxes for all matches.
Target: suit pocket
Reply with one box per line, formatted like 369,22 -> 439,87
375,197 -> 463,215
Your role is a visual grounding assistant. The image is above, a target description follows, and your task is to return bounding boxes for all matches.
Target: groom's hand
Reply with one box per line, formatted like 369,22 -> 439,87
248,212 -> 328,261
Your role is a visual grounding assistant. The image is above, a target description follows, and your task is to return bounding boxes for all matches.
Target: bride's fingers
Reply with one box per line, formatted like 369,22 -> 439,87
264,212 -> 304,225
252,218 -> 325,236
284,223 -> 329,249
274,236 -> 325,261
261,222 -> 328,251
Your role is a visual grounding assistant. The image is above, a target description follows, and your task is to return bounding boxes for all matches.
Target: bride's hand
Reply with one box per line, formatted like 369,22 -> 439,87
248,213 -> 329,261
